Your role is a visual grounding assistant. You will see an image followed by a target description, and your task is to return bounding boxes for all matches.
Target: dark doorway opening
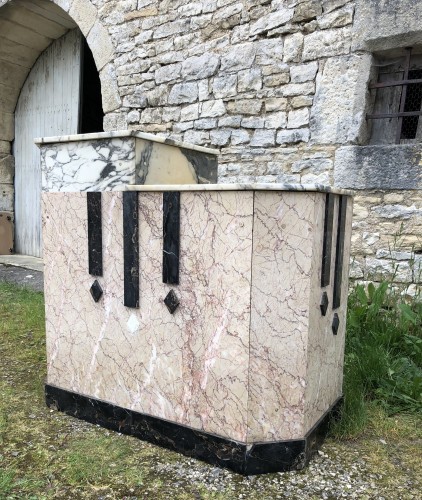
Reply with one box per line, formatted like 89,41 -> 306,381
79,38 -> 104,134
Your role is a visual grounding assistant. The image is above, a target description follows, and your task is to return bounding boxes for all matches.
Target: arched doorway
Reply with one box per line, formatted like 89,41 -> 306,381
0,0 -> 107,258
14,29 -> 103,256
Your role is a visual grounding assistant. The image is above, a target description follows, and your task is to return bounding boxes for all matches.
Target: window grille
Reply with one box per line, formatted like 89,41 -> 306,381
367,48 -> 422,144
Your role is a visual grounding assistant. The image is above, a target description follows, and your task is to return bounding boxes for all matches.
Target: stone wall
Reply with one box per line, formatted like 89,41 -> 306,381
0,0 -> 421,291
99,0 -> 359,188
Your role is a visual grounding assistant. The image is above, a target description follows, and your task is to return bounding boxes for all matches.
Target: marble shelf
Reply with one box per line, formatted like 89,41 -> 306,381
125,182 -> 354,195
42,181 -> 353,474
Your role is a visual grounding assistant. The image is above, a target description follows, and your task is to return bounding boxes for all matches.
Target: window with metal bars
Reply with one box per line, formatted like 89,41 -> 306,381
367,48 -> 422,145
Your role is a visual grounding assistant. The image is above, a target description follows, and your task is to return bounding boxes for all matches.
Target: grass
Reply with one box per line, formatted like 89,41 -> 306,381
0,281 -> 421,499
331,281 -> 422,438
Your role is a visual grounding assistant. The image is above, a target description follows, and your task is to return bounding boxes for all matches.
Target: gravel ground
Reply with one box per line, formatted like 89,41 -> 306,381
0,263 -> 44,292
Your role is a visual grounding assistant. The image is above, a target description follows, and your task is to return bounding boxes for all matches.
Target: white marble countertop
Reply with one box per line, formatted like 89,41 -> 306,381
125,183 -> 354,195
34,130 -> 219,155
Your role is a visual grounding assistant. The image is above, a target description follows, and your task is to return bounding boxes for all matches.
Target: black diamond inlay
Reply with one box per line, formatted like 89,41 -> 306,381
332,313 -> 340,335
320,292 -> 329,316
164,289 -> 179,314
90,280 -> 103,302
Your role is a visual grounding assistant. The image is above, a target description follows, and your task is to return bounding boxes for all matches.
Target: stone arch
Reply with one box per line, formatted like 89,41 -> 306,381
0,0 -> 119,149
0,0 -> 120,253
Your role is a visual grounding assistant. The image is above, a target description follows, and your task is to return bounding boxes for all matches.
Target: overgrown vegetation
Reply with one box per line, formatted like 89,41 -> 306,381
332,281 -> 422,437
0,281 -> 421,498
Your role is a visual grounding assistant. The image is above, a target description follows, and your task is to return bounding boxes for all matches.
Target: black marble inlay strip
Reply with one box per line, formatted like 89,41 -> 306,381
87,192 -> 103,276
321,193 -> 335,287
45,383 -> 342,476
333,196 -> 348,309
163,191 -> 180,285
123,191 -> 139,308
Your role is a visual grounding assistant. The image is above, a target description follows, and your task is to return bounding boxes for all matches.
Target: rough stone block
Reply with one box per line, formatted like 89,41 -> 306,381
220,43 -> 256,72
318,4 -> 354,30
290,62 -> 318,84
249,8 -> 294,36
256,39 -> 284,66
227,99 -> 263,115
87,21 -> 115,70
183,129 -> 209,144
0,111 -> 14,142
99,64 -> 121,113
181,103 -> 199,121
310,54 -> 372,145
293,1 -> 322,23
281,82 -> 314,97
250,130 -> 275,147
265,98 -> 288,112
242,117 -> 265,129
201,99 -> 226,118
0,183 -> 13,211
264,112 -> 287,129
372,204 -> 422,220
237,68 -> 262,92
212,74 -> 238,99
0,155 -> 14,184
334,145 -> 422,190
182,53 -> 220,80
69,0 -> 97,36
155,63 -> 182,84
169,82 -> 198,104
302,27 -> 352,61
283,33 -> 304,63
287,108 -> 309,129
276,129 -> 310,144
210,128 -> 231,146
231,129 -> 250,145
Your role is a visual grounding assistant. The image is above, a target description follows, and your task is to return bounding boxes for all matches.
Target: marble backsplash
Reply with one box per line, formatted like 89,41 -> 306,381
36,131 -> 218,192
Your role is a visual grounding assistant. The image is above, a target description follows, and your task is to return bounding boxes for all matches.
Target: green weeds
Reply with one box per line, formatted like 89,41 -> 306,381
332,281 -> 422,437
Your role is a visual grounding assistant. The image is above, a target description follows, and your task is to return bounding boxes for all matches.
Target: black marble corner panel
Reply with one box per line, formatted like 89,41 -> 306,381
45,384 -> 342,476
87,192 -> 103,276
179,148 -> 218,184
123,191 -> 139,308
163,192 -> 180,285
321,193 -> 335,288
333,196 -> 348,309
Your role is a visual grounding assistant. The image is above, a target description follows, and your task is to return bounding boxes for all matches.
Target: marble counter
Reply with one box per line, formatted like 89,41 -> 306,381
35,130 -> 218,191
42,183 -> 353,474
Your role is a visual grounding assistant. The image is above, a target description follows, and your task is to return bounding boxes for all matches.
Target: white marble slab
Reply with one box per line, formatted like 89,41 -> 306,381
126,183 -> 354,195
35,129 -> 219,155
37,131 -> 218,192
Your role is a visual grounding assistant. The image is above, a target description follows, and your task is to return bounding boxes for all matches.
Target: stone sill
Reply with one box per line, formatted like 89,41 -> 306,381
334,144 -> 422,190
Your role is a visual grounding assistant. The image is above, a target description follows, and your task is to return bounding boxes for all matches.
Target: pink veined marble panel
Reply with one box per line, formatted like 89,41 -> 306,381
248,191 -> 317,442
304,195 -> 353,433
43,191 -> 253,442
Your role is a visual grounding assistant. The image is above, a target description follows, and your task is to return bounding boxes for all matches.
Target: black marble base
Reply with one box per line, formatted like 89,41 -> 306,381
45,384 -> 342,475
